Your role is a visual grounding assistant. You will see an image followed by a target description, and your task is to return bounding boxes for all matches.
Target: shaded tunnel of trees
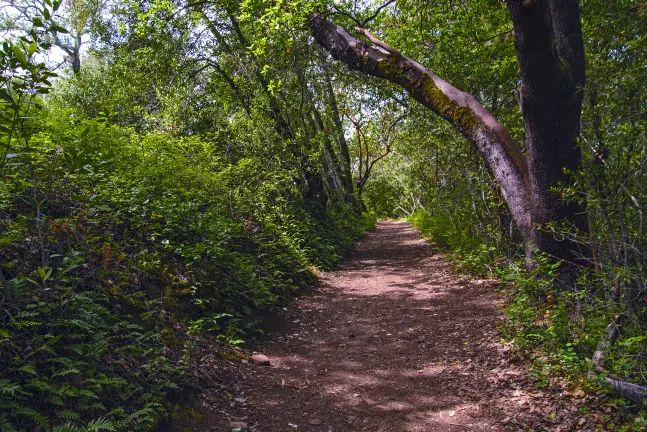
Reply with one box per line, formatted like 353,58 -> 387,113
1,0 -> 647,429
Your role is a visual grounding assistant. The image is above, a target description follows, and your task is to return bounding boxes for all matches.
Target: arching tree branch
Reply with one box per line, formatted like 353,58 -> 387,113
308,14 -> 532,243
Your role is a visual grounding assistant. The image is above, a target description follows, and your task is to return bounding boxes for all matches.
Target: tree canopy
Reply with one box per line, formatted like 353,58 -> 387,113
1,0 -> 647,429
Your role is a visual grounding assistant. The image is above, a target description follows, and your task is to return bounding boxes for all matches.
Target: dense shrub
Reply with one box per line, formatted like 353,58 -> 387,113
408,210 -> 498,275
0,109 -> 372,431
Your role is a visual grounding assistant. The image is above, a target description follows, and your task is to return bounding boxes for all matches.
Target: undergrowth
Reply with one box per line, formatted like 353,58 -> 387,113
0,111 -> 374,431
409,209 -> 647,430
407,210 -> 498,275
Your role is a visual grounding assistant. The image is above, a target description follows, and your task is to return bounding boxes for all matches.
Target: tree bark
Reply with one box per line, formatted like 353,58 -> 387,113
308,14 -> 532,249
308,4 -> 592,272
321,58 -> 355,202
507,0 -> 589,270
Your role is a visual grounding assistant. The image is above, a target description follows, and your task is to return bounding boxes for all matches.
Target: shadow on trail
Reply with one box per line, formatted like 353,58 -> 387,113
216,220 -> 513,432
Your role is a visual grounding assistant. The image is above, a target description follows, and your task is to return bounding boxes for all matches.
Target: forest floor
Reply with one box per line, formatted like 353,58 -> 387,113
186,220 -> 615,432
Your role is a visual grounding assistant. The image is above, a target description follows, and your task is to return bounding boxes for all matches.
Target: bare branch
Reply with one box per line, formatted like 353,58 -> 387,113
360,0 -> 396,26
330,4 -> 362,27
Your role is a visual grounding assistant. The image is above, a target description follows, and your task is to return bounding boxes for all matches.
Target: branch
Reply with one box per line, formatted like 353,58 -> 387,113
396,204 -> 412,216
203,59 -> 251,116
354,27 -> 401,57
588,316 -> 647,405
331,4 -> 362,27
308,14 -> 532,240
480,28 -> 514,43
361,0 -> 397,26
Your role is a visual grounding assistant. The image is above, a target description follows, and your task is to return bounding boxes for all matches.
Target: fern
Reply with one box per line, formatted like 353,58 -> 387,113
0,380 -> 21,396
0,417 -> 18,432
84,418 -> 116,431
48,396 -> 65,406
58,409 -> 81,420
10,404 -> 51,429
52,424 -> 84,432
15,364 -> 38,376
52,368 -> 82,378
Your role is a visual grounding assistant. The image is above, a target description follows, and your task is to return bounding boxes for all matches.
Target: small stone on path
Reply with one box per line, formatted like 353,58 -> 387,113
250,354 -> 270,366
229,421 -> 247,430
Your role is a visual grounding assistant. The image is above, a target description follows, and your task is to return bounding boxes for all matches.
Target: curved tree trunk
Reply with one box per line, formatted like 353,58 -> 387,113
308,14 -> 532,250
308,1 -> 591,274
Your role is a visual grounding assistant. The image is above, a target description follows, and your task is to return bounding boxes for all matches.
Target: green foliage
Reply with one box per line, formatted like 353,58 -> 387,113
0,3 -> 371,429
499,257 -> 593,379
0,108 -> 369,429
408,210 -> 499,275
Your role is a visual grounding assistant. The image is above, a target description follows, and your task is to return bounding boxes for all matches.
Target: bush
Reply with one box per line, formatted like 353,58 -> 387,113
0,109 -> 369,431
408,210 -> 497,275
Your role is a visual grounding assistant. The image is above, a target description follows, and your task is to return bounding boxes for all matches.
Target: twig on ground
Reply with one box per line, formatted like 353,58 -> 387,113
277,381 -> 306,390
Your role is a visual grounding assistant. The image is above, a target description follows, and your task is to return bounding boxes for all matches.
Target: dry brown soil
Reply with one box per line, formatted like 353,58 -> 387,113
191,220 -> 605,432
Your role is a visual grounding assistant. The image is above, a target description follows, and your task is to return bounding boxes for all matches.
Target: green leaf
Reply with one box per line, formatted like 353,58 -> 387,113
58,410 -> 80,420
11,44 -> 27,67
0,417 -> 18,432
85,418 -> 116,431
37,266 -> 52,281
51,25 -> 68,34
17,364 -> 38,376
0,88 -> 14,104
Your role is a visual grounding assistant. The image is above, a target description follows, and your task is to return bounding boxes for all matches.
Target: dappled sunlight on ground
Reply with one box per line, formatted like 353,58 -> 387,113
195,221 -> 600,432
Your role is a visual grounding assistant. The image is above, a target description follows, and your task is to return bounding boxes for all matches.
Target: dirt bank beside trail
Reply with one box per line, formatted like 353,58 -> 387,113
189,220 -> 604,431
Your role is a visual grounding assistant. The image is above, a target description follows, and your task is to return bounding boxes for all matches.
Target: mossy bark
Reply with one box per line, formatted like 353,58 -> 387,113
309,14 -> 532,248
309,8 -> 592,275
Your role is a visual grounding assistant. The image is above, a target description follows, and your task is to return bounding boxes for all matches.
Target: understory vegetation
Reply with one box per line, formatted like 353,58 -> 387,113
1,0 -> 646,430
0,2 -> 374,430
384,1 -> 647,423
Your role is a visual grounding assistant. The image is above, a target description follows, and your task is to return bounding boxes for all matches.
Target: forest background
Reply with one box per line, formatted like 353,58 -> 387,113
0,0 -> 646,430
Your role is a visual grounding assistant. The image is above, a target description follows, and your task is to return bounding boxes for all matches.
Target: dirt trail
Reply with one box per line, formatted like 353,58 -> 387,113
196,220 -> 598,432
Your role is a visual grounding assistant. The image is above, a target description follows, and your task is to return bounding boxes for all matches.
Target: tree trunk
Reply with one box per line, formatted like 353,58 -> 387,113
507,0 -> 590,271
308,2 -> 591,275
321,61 -> 356,203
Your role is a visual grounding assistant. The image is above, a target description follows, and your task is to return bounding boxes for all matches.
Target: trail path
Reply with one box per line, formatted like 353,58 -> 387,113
197,220 -> 599,431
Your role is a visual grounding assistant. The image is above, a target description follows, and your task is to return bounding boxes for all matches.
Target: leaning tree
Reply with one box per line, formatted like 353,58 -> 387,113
309,0 -> 590,276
